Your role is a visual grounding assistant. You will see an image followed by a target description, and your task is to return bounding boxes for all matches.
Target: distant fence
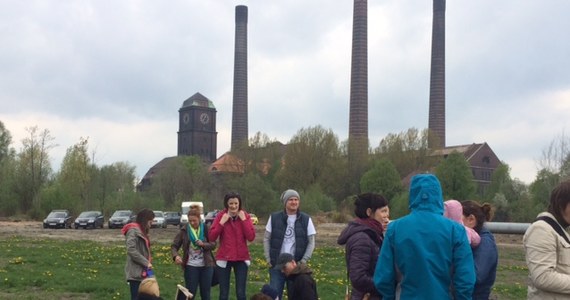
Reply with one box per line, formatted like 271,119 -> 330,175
486,222 -> 530,235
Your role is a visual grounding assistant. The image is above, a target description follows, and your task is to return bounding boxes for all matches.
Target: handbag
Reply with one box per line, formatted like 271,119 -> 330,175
210,252 -> 219,287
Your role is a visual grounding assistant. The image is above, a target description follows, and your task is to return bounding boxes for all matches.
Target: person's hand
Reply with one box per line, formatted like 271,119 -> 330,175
147,262 -> 153,269
196,240 -> 204,247
238,210 -> 246,221
174,256 -> 183,265
220,213 -> 230,225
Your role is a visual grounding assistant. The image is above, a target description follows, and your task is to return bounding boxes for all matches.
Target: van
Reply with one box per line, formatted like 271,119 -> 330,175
180,201 -> 204,227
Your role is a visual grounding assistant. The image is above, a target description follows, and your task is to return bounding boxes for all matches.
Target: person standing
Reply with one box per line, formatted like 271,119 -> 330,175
208,192 -> 256,300
461,200 -> 498,300
275,253 -> 318,300
374,174 -> 475,300
523,180 -> 570,299
122,208 -> 155,300
337,193 -> 388,300
171,208 -> 216,300
263,189 -> 317,300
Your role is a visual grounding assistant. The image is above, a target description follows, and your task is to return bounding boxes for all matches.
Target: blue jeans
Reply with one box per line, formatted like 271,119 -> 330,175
269,268 -> 288,300
184,265 -> 213,300
127,280 -> 140,300
217,261 -> 248,300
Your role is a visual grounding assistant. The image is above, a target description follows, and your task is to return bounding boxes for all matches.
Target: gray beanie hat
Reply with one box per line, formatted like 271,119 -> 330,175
281,189 -> 300,205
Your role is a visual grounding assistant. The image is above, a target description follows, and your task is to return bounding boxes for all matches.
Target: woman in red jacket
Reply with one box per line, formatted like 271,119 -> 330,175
208,192 -> 256,300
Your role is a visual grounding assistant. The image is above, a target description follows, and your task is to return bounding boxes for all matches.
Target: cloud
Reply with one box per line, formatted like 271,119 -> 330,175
1,0 -> 570,185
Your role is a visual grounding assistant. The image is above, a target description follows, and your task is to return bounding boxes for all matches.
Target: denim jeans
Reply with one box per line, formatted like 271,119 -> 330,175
184,265 -> 214,300
269,268 -> 288,300
217,261 -> 248,300
127,280 -> 140,300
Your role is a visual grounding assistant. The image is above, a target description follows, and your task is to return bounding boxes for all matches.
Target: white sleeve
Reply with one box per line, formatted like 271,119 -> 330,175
265,216 -> 272,233
307,217 -> 316,236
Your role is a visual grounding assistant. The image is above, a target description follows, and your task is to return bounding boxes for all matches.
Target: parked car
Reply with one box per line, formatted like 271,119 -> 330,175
108,210 -> 134,229
250,213 -> 259,225
164,211 -> 181,227
152,211 -> 167,228
204,210 -> 220,226
43,210 -> 73,229
74,211 -> 105,229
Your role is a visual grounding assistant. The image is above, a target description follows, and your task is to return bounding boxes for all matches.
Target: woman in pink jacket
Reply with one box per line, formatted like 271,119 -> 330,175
208,192 -> 256,300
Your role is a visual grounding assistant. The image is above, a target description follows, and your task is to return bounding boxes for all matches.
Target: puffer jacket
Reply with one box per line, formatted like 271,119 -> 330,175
373,174 -> 475,300
337,220 -> 382,300
122,223 -> 151,281
208,209 -> 256,261
171,223 -> 217,267
524,212 -> 570,299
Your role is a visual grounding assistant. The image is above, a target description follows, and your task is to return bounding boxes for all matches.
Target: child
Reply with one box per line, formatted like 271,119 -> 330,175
444,200 -> 481,248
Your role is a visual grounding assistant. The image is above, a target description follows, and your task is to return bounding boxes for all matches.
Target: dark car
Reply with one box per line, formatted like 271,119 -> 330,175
164,211 -> 181,227
74,211 -> 105,229
43,210 -> 73,229
108,210 -> 134,229
204,210 -> 220,226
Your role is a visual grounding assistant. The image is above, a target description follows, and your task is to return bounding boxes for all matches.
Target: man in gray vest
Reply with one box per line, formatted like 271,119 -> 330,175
264,189 -> 316,300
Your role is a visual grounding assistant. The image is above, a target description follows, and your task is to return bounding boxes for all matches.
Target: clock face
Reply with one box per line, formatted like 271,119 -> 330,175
182,113 -> 190,124
200,113 -> 210,124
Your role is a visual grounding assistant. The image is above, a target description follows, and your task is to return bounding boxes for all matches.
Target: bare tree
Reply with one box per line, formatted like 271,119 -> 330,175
538,130 -> 570,173
14,126 -> 57,213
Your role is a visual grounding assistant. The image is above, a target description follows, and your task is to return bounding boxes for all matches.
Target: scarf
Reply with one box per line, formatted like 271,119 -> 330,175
355,217 -> 384,245
187,222 -> 205,249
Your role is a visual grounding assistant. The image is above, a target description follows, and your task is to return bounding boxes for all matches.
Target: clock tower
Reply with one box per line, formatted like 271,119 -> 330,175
178,92 -> 217,162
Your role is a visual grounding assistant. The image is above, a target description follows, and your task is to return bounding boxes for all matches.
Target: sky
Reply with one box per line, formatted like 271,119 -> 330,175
1,1 -> 569,184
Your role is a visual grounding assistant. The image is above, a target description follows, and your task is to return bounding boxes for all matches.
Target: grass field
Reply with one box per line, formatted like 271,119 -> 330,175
0,235 -> 527,299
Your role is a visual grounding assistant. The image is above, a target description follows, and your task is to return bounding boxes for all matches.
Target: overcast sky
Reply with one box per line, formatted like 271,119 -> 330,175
1,1 -> 569,184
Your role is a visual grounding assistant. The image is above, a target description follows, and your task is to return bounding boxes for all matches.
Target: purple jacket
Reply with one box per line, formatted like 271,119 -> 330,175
338,220 -> 383,300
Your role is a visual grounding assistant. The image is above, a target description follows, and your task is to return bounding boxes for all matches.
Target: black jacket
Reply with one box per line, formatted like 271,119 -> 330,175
286,264 -> 318,300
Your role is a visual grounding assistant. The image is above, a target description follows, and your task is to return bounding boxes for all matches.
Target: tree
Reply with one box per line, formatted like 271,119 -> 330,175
13,126 -> 56,215
97,162 -> 137,213
360,158 -> 403,200
276,126 -> 346,201
374,128 -> 439,178
435,151 -> 476,200
58,137 -> 92,210
538,130 -> 570,174
150,156 -> 211,208
0,121 -> 17,216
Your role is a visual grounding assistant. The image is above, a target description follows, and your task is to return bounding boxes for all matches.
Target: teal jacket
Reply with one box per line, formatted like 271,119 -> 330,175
373,174 -> 475,300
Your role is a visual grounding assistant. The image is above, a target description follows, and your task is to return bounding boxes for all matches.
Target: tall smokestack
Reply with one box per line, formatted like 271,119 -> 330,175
231,5 -> 248,151
348,0 -> 368,192
428,0 -> 446,149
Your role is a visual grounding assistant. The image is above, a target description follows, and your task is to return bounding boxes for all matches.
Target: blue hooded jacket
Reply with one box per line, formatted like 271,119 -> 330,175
373,174 -> 475,300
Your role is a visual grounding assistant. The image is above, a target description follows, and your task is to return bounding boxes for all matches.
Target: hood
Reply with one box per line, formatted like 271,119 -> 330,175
337,220 -> 374,245
409,174 -> 444,214
443,200 -> 464,224
121,222 -> 142,236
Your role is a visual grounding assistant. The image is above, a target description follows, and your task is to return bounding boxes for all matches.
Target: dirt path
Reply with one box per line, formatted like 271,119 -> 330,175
0,221 -> 522,247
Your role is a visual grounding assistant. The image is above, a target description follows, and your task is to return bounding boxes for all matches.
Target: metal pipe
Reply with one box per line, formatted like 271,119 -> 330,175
486,222 -> 530,235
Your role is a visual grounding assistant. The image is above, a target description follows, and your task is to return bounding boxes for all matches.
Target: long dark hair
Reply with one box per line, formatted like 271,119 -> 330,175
548,180 -> 570,227
224,192 -> 242,210
136,208 -> 155,236
461,200 -> 494,233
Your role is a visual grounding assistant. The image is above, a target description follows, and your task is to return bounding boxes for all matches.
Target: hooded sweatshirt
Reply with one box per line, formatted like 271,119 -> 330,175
373,174 -> 475,300
444,199 -> 481,247
337,220 -> 383,300
122,223 -> 151,281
